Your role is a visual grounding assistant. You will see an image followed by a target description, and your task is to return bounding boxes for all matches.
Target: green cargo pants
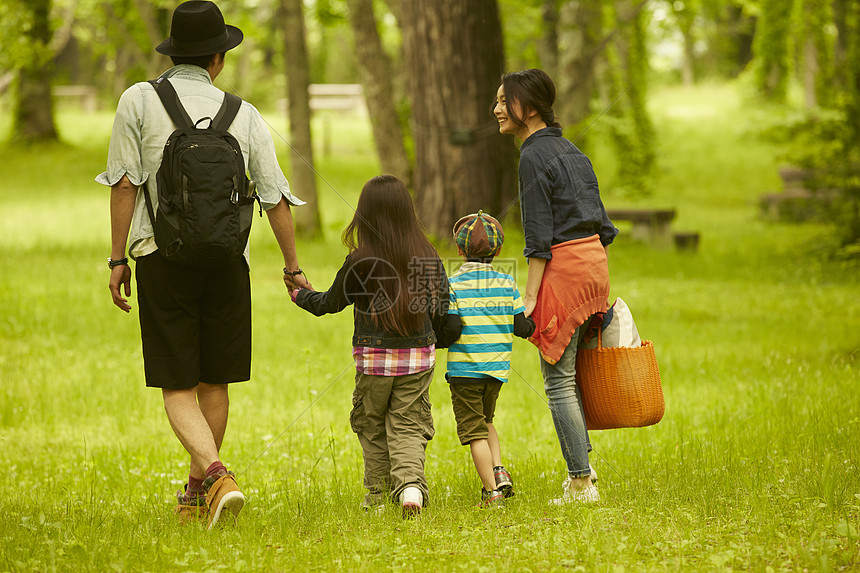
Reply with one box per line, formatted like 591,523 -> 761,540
350,368 -> 435,508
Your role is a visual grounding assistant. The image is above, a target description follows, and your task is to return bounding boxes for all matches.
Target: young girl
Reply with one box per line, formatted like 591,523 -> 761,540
493,69 -> 618,504
290,175 -> 449,517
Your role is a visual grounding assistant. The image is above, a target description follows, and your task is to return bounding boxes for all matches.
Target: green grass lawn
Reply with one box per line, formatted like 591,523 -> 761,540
0,82 -> 858,572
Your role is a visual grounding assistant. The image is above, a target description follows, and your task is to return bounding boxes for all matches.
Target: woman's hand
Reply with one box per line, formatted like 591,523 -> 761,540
523,257 -> 547,318
523,294 -> 537,318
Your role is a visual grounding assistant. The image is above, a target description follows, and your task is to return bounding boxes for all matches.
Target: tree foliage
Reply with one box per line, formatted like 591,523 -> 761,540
2,0 -> 855,245
601,1 -> 656,197
759,1 -> 860,251
753,0 -> 793,100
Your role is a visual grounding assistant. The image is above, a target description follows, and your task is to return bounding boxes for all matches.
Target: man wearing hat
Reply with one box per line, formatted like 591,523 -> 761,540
438,211 -> 535,508
97,0 -> 310,528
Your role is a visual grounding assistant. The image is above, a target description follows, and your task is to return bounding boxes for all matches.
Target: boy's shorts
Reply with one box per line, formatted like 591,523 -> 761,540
448,377 -> 504,445
136,251 -> 251,390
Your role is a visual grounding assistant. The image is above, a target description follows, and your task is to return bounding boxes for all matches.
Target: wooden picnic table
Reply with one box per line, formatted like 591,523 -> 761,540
605,208 -> 677,246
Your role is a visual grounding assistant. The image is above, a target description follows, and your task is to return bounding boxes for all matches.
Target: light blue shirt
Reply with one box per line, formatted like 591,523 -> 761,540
96,65 -> 304,263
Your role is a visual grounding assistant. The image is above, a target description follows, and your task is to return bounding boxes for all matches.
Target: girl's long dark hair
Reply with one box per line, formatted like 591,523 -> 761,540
497,68 -> 562,129
342,175 -> 437,337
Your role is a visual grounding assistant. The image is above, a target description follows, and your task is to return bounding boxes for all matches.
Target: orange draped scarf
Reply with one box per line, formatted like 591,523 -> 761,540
528,235 -> 610,365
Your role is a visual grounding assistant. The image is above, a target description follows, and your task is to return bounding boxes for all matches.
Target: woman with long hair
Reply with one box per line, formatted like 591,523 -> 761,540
290,174 -> 448,517
493,69 -> 618,504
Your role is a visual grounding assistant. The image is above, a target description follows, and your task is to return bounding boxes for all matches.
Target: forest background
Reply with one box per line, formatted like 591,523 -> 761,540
0,0 -> 858,571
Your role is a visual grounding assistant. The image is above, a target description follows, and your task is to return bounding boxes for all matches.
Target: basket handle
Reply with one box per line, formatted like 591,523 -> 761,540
582,314 -> 604,349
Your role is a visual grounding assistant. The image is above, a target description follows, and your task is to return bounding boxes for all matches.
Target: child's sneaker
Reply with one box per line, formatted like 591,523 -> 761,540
400,486 -> 423,518
549,477 -> 599,506
481,488 -> 505,508
203,470 -> 245,529
493,466 -> 515,498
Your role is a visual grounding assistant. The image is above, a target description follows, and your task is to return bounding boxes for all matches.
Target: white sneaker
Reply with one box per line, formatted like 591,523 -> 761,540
589,464 -> 598,485
400,486 -> 423,518
550,477 -> 600,506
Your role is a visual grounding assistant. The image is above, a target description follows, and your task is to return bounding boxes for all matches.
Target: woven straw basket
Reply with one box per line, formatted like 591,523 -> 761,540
575,330 -> 665,430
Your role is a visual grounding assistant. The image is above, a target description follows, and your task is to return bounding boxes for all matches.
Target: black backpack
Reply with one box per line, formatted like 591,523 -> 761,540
143,78 -> 258,266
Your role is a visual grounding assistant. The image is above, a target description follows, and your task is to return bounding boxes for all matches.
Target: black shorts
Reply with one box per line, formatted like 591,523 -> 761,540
136,252 -> 251,390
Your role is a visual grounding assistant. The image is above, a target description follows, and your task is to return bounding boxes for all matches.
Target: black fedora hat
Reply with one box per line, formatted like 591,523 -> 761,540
156,1 -> 243,57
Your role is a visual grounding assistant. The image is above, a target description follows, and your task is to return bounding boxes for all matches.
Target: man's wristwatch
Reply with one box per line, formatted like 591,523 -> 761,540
108,257 -> 129,269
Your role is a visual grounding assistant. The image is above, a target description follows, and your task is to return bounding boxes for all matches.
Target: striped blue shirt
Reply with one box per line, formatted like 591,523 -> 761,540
446,262 -> 525,383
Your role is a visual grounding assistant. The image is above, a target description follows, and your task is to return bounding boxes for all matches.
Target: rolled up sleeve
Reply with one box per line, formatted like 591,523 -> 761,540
518,152 -> 554,260
245,103 -> 305,210
95,85 -> 148,188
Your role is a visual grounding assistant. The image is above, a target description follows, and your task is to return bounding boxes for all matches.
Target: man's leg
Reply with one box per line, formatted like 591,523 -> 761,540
163,387 -> 221,473
164,384 -> 243,528
191,383 -> 230,478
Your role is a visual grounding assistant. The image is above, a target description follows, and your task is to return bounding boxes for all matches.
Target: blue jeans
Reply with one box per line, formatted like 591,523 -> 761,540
539,325 -> 592,479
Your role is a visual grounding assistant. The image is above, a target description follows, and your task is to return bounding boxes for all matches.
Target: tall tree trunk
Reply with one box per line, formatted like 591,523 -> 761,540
400,0 -> 517,238
346,0 -> 412,184
753,0 -> 792,101
380,0 -> 401,27
832,0 -> 848,84
13,0 -> 58,143
802,36 -> 818,108
538,0 -> 560,78
133,0 -> 170,78
799,0 -> 834,108
605,0 -> 655,196
680,27 -> 696,85
281,0 -> 322,239
669,1 -> 697,85
621,0 -> 655,171
556,1 -> 602,131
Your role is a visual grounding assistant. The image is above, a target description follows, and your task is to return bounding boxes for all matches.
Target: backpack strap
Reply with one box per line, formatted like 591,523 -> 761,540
142,179 -> 157,228
211,92 -> 242,131
148,78 -> 194,128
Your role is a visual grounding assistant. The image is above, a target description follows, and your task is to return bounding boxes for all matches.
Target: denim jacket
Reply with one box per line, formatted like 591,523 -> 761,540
518,127 -> 618,260
295,252 -> 450,348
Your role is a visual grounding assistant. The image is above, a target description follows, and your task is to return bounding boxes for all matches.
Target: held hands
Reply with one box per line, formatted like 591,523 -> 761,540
109,264 -> 132,313
283,267 -> 313,293
523,294 -> 537,318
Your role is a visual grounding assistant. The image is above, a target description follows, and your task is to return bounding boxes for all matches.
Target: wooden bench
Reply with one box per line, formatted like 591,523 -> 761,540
53,85 -> 98,112
673,231 -> 700,252
605,208 -> 676,246
277,84 -> 366,158
759,165 -> 839,222
759,188 -> 837,222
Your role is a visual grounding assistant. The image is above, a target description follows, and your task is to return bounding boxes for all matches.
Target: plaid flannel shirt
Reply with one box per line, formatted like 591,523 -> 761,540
353,345 -> 436,376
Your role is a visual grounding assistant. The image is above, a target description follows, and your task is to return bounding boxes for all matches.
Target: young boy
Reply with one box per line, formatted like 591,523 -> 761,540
438,211 -> 535,507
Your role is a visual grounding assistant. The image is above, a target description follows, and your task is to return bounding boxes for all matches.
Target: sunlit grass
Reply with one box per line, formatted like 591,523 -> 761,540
1,82 -> 858,571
